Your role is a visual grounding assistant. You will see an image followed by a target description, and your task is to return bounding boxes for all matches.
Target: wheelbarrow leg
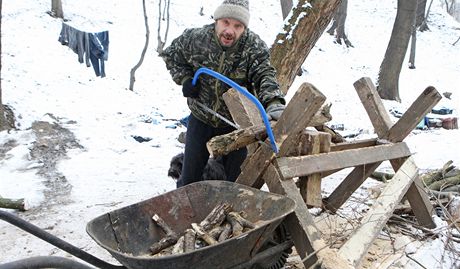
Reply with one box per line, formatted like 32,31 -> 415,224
0,210 -> 125,269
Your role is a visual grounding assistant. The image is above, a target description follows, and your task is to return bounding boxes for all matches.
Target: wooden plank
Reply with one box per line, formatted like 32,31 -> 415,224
330,138 -> 378,152
389,158 -> 436,228
338,157 -> 419,267
263,164 -> 319,268
386,86 -> 442,142
277,142 -> 412,178
236,82 -> 326,187
354,77 -> 394,136
299,131 -> 331,207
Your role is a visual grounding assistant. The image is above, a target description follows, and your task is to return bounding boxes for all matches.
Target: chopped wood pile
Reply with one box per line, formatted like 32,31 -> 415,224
149,203 -> 257,256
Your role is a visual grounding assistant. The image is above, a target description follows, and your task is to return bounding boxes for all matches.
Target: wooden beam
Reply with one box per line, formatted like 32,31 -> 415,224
330,138 -> 378,152
236,82 -> 326,187
323,161 -> 383,212
263,164 -> 319,268
385,86 -> 442,142
354,77 -> 394,135
223,88 -> 263,129
277,142 -> 412,178
299,131 -> 331,207
338,157 -> 419,267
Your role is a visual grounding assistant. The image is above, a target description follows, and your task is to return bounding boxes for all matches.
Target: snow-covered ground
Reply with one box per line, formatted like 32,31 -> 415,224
1,0 -> 459,268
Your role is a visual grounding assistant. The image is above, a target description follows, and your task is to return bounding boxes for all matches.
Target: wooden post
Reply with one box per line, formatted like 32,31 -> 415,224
298,130 -> 331,207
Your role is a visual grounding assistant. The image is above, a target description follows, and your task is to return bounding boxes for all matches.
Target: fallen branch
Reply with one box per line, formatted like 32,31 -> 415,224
0,197 -> 26,211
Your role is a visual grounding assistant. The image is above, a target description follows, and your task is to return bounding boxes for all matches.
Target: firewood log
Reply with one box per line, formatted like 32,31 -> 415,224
427,174 -> 460,191
199,203 -> 231,231
0,197 -> 26,211
218,222 -> 232,242
183,228 -> 196,253
149,214 -> 178,255
171,236 -> 185,255
191,223 -> 218,246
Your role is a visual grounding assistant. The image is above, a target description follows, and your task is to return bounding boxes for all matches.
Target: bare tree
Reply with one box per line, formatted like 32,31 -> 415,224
280,0 -> 293,19
270,0 -> 341,94
50,0 -> 64,19
377,0 -> 417,102
129,0 -> 150,91
326,0 -> 353,47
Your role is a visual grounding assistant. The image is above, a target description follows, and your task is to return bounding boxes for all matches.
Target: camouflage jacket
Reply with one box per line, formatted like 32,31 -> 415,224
160,23 -> 285,128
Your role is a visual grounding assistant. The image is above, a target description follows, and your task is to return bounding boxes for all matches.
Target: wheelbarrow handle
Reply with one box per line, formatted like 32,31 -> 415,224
0,210 -> 125,269
193,67 -> 279,154
0,256 -> 96,269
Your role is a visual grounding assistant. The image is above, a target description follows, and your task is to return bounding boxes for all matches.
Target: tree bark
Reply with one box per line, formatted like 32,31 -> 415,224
280,0 -> 293,19
327,0 -> 353,48
377,0 -> 417,102
416,0 -> 428,27
0,0 -> 4,132
51,0 -> 64,19
270,0 -> 341,95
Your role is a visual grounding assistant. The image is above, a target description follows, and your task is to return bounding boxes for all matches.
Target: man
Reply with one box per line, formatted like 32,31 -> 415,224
161,0 -> 286,188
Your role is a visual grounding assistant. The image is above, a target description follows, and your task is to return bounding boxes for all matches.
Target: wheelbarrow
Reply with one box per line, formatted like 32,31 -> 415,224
0,181 -> 295,269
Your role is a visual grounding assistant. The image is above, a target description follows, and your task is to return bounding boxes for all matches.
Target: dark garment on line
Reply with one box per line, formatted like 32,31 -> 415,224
177,113 -> 247,188
58,23 -> 109,77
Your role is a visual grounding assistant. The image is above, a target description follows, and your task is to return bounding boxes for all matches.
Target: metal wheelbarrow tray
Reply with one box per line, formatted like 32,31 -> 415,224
87,180 -> 295,269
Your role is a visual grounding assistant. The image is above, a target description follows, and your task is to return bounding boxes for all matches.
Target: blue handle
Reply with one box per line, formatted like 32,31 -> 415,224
193,67 -> 278,153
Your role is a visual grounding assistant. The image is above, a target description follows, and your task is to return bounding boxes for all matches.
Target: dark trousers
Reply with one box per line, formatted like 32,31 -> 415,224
178,114 -> 247,188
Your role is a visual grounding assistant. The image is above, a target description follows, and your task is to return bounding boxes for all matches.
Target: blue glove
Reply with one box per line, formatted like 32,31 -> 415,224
266,100 -> 285,121
182,78 -> 200,98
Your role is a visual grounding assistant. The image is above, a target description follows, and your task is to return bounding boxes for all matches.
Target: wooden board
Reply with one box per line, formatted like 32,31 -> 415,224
276,142 -> 412,178
338,157 -> 419,267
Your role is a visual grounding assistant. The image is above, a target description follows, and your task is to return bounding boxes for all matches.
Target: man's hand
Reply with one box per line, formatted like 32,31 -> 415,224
266,100 -> 285,121
182,78 -> 200,98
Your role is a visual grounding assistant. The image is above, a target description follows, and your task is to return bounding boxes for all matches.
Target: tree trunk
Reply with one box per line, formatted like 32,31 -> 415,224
280,0 -> 293,19
129,0 -> 150,91
377,0 -> 417,102
416,0 -> 427,27
0,0 -> 5,132
327,0 -> 353,47
51,0 -> 64,19
270,0 -> 341,95
408,4 -> 418,69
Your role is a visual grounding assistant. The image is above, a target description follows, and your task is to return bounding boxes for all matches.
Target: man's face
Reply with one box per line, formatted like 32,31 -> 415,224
215,18 -> 245,47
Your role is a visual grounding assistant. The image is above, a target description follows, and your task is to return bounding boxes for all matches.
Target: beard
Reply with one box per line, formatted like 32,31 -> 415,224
218,32 -> 236,47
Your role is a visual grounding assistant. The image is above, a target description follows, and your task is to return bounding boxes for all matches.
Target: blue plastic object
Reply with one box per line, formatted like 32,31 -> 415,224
192,67 -> 278,153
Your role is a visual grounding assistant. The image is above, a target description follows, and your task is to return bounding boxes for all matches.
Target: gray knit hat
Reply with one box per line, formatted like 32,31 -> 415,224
214,0 -> 250,27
